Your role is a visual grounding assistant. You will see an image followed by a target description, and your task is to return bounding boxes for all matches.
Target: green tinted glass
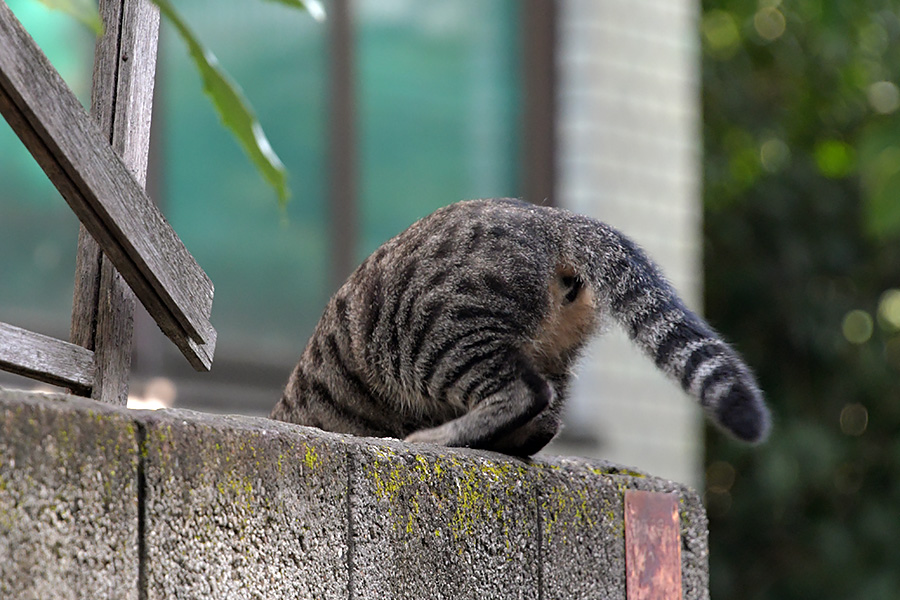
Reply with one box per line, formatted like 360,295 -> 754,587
0,1 -> 93,337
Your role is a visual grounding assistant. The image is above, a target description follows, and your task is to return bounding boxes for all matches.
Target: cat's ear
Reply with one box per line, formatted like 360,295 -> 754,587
559,273 -> 584,304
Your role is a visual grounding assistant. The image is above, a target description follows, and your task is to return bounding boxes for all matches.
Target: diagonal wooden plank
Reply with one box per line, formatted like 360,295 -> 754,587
0,322 -> 95,392
0,0 -> 216,370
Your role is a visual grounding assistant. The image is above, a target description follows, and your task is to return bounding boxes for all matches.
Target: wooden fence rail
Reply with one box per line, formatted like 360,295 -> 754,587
0,323 -> 95,393
0,0 -> 216,402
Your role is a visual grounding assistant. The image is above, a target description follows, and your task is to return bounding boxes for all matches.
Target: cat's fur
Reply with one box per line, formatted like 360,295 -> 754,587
271,198 -> 770,456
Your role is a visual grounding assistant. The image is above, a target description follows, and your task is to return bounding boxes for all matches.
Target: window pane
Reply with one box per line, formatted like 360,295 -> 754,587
159,0 -> 522,377
0,2 -> 94,338
357,0 -> 522,255
159,0 -> 330,362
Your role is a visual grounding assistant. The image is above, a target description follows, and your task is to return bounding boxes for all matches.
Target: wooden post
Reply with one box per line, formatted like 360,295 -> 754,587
71,0 -> 161,404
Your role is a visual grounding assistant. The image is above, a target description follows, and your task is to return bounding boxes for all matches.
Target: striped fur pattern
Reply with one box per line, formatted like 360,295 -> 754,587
271,198 -> 770,455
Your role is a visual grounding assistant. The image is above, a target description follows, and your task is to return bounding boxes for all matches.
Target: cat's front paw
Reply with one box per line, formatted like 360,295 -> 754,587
404,426 -> 454,446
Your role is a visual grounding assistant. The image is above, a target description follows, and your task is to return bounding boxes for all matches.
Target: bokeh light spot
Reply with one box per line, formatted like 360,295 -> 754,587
707,460 -> 736,493
842,309 -> 873,344
760,137 -> 790,172
839,403 -> 868,436
868,81 -> 900,114
754,7 -> 786,41
702,10 -> 741,58
877,289 -> 900,331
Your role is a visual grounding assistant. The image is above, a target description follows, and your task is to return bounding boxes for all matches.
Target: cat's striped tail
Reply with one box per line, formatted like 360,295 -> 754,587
571,216 -> 771,443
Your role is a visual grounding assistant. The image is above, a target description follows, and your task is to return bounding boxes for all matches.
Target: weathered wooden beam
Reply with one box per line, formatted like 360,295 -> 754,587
624,490 -> 683,600
71,0 -> 162,404
0,1 -> 216,370
0,322 -> 95,392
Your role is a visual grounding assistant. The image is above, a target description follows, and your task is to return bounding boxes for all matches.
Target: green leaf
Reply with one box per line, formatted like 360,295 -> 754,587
35,0 -> 103,36
261,0 -> 326,22
152,0 -> 290,206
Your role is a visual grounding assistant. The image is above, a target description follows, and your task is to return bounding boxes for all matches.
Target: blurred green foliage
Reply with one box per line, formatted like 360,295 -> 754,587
702,1 -> 900,598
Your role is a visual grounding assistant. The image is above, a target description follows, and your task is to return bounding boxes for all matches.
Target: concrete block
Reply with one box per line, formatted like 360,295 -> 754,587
532,455 -> 709,600
349,438 -> 540,600
0,390 -> 709,599
140,410 -> 349,600
0,391 -> 139,600
533,456 -> 633,600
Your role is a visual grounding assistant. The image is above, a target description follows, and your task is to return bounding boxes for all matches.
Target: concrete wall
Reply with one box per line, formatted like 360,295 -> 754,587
551,0 -> 704,487
0,389 -> 709,599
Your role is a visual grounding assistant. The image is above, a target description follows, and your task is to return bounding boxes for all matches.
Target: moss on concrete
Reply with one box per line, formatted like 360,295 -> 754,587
0,390 -> 709,600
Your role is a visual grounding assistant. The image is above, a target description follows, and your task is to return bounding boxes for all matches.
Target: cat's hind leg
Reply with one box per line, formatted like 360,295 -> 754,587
405,359 -> 553,451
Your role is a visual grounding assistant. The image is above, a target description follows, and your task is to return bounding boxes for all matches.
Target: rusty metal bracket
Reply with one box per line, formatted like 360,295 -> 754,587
625,490 -> 682,599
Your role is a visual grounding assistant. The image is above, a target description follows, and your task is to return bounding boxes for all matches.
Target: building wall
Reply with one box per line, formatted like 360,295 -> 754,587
547,0 -> 704,487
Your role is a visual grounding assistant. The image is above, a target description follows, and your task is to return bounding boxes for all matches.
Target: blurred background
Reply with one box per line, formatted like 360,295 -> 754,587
1,0 -> 900,597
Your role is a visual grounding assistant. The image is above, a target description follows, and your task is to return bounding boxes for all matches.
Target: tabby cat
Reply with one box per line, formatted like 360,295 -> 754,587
271,198 -> 770,456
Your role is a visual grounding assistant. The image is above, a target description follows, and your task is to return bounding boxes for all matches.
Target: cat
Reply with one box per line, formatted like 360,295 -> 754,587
271,198 -> 770,456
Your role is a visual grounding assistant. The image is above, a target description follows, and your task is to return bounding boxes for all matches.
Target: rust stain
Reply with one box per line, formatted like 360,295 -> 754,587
625,490 -> 682,600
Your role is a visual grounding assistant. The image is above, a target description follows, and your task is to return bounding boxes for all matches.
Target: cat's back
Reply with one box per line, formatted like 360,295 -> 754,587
380,198 -> 558,258
348,198 -> 562,366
